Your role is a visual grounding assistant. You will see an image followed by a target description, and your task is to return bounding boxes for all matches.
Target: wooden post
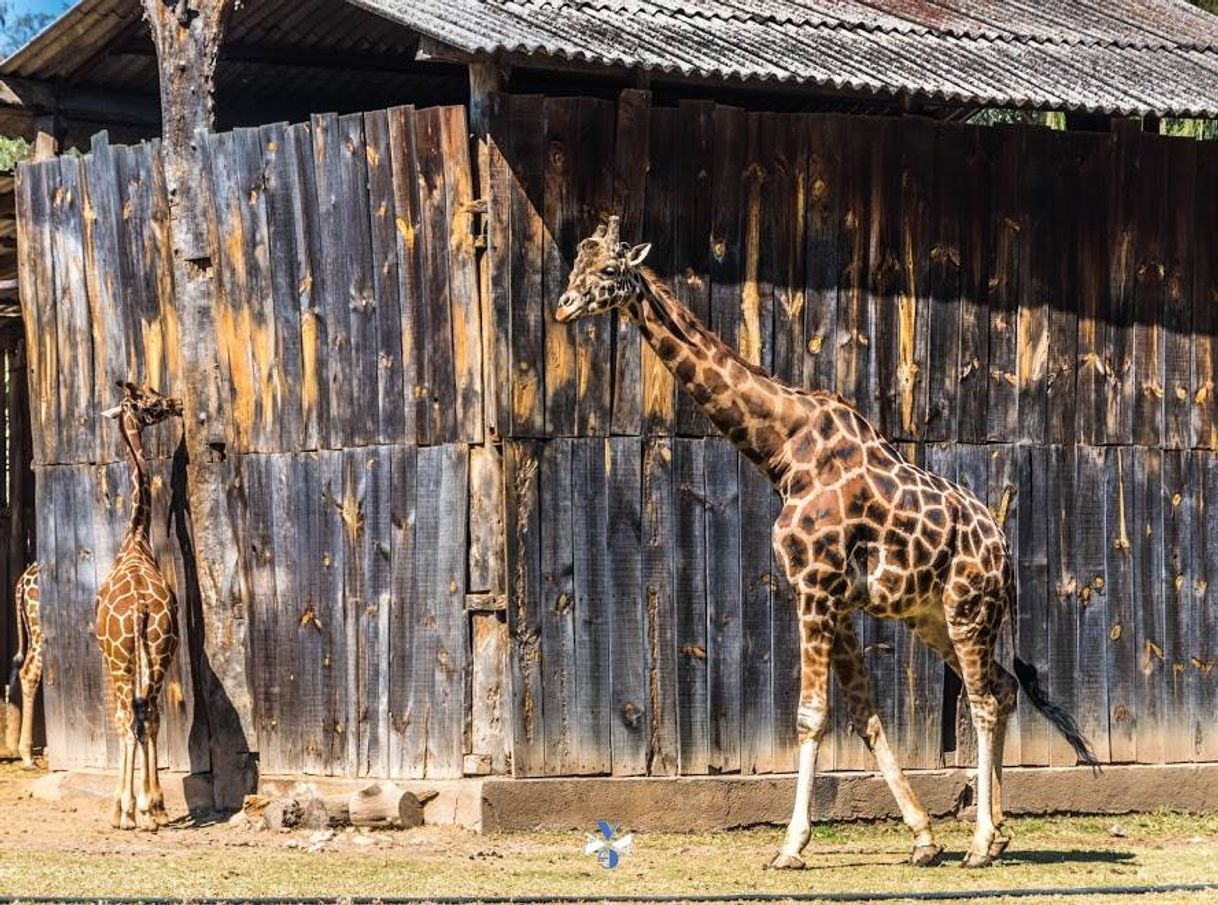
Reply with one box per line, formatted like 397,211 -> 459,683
467,59 -> 512,774
141,0 -> 256,810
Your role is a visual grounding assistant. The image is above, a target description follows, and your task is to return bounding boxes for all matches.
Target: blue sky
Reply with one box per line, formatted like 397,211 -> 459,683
9,0 -> 68,16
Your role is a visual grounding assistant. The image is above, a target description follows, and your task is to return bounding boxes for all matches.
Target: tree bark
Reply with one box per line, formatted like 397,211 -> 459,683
141,0 -> 257,811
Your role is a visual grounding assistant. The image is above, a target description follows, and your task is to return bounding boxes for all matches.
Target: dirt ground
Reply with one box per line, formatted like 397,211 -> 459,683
2,759 -> 1218,904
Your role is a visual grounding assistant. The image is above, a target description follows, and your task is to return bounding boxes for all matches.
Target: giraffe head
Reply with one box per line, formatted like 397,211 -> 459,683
101,382 -> 183,427
555,216 -> 652,323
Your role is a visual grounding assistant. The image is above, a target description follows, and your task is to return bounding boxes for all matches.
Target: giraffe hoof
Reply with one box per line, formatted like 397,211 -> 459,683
154,809 -> 171,827
909,844 -> 944,867
768,853 -> 806,870
988,836 -> 1011,860
961,849 -> 993,869
119,815 -> 137,831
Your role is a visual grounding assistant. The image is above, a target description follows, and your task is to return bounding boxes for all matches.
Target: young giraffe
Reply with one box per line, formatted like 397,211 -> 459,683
97,381 -> 183,831
5,562 -> 41,767
557,217 -> 1098,869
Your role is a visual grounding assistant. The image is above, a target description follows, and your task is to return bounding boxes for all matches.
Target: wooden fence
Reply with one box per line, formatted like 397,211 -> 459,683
15,92 -> 1218,780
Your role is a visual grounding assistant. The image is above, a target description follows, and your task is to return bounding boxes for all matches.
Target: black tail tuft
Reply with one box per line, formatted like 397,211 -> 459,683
5,653 -> 23,706
1014,656 -> 1101,775
132,696 -> 148,744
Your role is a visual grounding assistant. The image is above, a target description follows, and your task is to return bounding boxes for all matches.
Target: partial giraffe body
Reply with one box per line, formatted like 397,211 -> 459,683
96,381 -> 183,831
6,561 -> 41,768
558,216 -> 1098,870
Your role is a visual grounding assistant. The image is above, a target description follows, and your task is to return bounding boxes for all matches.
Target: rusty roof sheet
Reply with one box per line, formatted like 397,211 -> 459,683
348,0 -> 1218,116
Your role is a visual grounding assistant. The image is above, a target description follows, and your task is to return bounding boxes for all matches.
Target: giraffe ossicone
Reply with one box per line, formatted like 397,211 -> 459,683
558,217 -> 1098,870
96,380 -> 183,831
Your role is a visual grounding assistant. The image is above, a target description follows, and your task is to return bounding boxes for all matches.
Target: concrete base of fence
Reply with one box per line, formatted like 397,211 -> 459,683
30,763 -> 1218,833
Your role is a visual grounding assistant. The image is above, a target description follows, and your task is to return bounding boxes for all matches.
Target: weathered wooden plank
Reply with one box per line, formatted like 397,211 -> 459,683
1074,135 -> 1113,446
144,141 -> 182,444
572,439 -> 612,773
673,437 -> 708,772
50,156 -> 93,464
642,437 -> 679,774
1131,446 -> 1166,764
1045,445 -> 1079,768
1105,123 -> 1139,447
384,107 -> 423,450
258,122 -> 306,453
894,118 -> 934,442
1163,141 -> 1197,452
423,444 -> 468,778
286,122 -> 329,450
803,115 -> 842,396
34,468 -> 66,764
1046,137 -> 1082,447
353,447 -> 391,775
956,129 -> 992,443
243,454 -> 282,770
16,162 -> 57,465
206,130 -> 262,456
321,449 -> 350,774
704,437 -> 741,774
538,438 -> 576,775
78,465 -> 111,765
673,101 -> 714,437
834,116 -> 875,421
922,124 -> 964,443
739,454 -> 774,774
503,440 -> 545,775
1014,128 -> 1051,446
868,118 -> 903,439
471,612 -> 511,774
571,100 -> 615,437
706,104 -> 746,363
439,106 -> 484,443
81,134 -> 130,464
387,444 -> 423,778
1014,444 -> 1050,765
1196,451 -> 1218,761
740,111 -> 774,375
1132,134 -> 1169,448
485,102 -> 515,440
607,436 -> 646,775
1160,449 -> 1194,763
337,112 -> 378,448
291,451 -> 327,773
1104,446 -> 1138,764
924,444 -> 961,766
260,453 -> 300,773
310,114 -> 356,449
408,445 -> 443,776
769,113 -> 807,390
497,95 -> 546,438
641,107 -> 677,436
542,98 -> 581,438
1074,444 -> 1111,764
1192,143 -> 1218,451
468,444 -> 504,597
609,89 -> 651,436
983,128 -> 1021,444
414,107 -> 459,446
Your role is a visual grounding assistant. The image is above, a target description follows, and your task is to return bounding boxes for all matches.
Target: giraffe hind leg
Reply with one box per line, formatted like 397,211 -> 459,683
17,652 -> 41,768
831,615 -> 941,866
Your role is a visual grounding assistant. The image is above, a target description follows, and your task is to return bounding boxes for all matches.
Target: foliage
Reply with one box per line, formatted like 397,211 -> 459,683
968,108 -> 1065,129
0,134 -> 30,172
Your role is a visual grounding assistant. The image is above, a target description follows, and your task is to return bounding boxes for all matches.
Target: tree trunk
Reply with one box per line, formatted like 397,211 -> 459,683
141,0 -> 256,811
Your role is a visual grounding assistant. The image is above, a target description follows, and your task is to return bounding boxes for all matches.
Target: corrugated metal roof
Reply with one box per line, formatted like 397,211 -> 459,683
346,0 -> 1218,117
3,0 -> 1218,117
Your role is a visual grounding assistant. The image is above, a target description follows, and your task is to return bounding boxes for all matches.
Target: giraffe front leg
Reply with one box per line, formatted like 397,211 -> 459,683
770,591 -> 835,870
831,616 -> 940,867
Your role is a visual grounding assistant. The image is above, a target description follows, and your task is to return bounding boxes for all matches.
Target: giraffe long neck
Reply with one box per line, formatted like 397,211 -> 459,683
627,266 -> 814,483
119,413 -> 151,544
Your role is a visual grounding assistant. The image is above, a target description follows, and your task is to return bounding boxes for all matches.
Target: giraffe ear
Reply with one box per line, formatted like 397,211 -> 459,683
626,243 -> 651,267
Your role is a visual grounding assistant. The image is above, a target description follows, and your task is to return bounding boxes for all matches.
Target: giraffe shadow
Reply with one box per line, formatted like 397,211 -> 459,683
991,849 -> 1137,866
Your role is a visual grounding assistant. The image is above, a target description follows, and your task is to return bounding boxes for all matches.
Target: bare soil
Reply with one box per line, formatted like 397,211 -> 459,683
2,758 -> 1217,903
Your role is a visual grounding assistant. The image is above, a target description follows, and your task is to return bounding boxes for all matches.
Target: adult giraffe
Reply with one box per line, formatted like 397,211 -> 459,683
97,382 -> 182,830
6,562 -> 41,767
556,217 -> 1097,869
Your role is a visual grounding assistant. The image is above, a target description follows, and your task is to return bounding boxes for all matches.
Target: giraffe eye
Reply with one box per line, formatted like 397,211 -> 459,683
601,265 -> 619,277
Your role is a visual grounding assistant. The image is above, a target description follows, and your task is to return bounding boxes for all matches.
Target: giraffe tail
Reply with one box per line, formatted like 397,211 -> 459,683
132,606 -> 151,744
1013,656 -> 1101,775
5,578 -> 28,707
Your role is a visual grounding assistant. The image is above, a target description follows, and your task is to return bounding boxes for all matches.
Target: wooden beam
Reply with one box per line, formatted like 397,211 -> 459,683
0,76 -> 160,127
141,0 -> 254,811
